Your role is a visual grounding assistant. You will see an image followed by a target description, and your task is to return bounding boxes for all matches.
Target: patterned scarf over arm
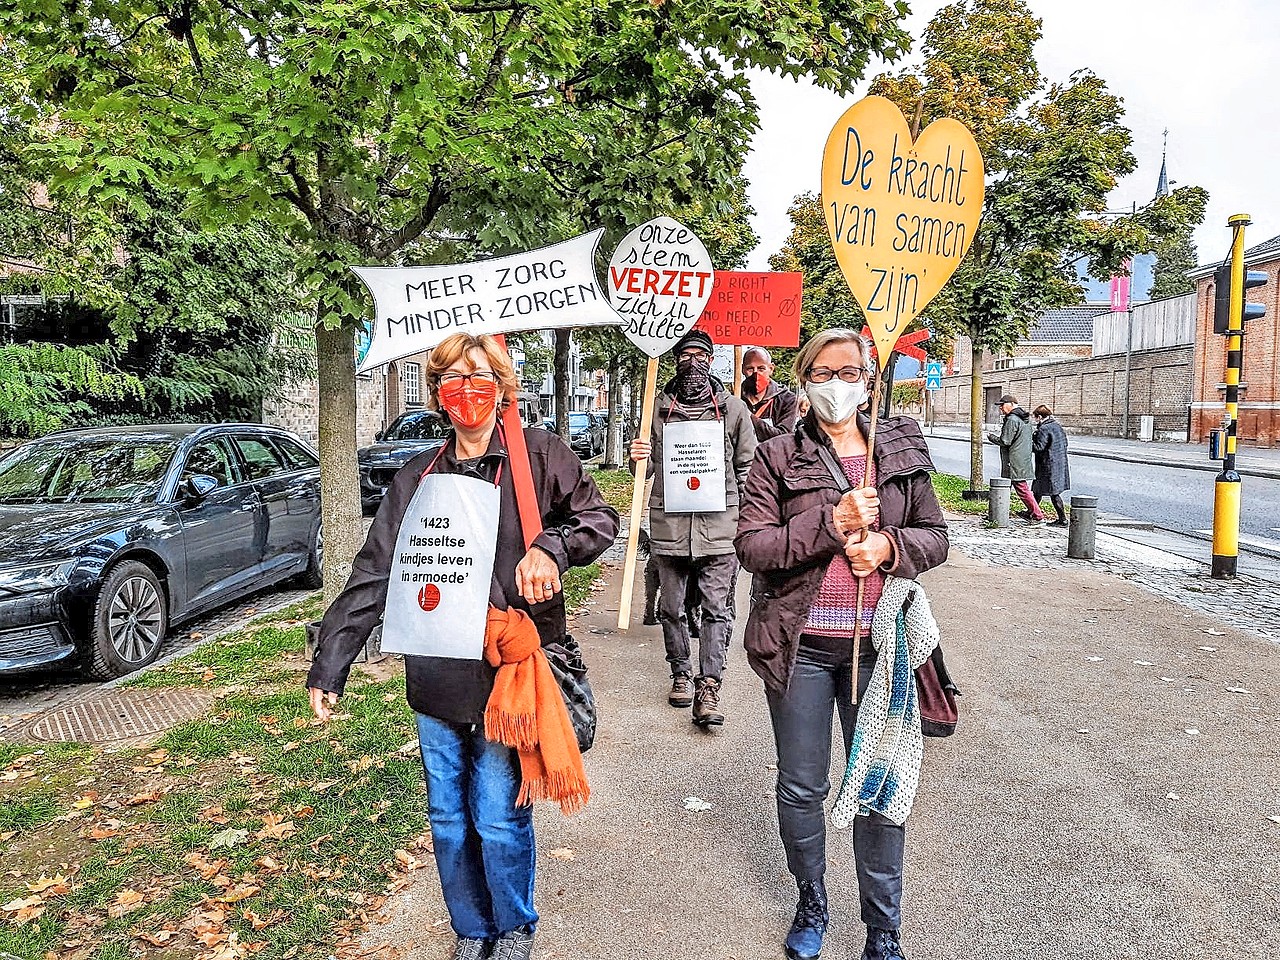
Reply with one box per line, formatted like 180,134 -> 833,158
831,578 -> 940,828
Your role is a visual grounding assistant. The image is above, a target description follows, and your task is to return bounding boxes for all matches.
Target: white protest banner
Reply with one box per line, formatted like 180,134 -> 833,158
608,216 -> 716,358
352,230 -> 619,373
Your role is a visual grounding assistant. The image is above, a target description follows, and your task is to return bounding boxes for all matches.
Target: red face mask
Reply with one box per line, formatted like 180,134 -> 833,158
437,377 -> 499,429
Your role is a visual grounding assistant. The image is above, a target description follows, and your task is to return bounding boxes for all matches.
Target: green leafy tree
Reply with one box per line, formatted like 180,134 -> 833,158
769,191 -> 864,379
0,342 -> 141,436
1149,186 -> 1209,300
869,0 -> 1210,487
1,0 -> 910,595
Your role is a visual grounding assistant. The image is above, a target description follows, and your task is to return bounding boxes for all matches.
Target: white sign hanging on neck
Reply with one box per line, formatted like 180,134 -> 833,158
662,419 -> 727,513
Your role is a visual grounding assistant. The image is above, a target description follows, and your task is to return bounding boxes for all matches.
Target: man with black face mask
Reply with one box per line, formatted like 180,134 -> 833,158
741,346 -> 800,442
630,330 -> 757,728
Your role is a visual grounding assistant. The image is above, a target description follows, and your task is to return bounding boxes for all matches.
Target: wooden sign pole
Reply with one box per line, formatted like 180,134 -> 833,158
851,351 -> 888,704
617,357 -> 660,630
732,346 -> 743,398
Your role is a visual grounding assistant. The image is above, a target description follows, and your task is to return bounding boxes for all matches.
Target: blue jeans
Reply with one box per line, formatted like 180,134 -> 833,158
765,645 -> 906,930
415,713 -> 538,939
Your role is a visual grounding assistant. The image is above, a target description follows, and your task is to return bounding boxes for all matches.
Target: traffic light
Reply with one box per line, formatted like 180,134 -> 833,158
1213,263 -> 1268,334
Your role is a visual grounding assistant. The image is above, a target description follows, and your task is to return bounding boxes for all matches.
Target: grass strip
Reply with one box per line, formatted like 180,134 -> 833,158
588,467 -> 634,516
930,471 -> 991,516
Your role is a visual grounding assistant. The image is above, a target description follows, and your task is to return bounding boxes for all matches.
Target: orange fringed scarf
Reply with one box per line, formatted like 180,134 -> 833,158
483,607 -> 590,814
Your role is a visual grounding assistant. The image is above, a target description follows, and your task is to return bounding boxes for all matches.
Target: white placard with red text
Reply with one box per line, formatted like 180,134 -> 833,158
662,419 -> 727,513
608,217 -> 716,358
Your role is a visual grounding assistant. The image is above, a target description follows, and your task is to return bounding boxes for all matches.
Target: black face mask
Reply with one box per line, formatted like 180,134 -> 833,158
674,357 -> 712,402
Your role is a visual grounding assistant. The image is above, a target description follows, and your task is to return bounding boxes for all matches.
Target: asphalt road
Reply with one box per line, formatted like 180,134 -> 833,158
925,434 -> 1280,545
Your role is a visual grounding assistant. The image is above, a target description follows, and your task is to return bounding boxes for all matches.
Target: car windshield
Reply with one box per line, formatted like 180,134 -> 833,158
385,414 -> 450,442
568,413 -> 590,429
0,436 -> 178,504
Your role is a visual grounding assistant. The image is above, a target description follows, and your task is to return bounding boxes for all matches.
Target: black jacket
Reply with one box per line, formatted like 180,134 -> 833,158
743,380 -> 800,442
306,427 -> 619,723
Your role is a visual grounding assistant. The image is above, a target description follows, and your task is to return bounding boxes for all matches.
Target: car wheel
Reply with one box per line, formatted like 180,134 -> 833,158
301,523 -> 324,589
89,560 -> 169,679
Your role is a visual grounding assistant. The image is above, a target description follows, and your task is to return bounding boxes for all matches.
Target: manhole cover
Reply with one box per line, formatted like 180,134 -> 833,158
27,688 -> 218,743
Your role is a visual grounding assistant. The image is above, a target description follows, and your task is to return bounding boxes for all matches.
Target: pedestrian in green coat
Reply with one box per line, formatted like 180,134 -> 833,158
987,394 -> 1045,523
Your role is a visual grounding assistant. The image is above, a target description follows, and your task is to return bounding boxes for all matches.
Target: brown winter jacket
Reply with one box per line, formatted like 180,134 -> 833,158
735,412 -> 949,695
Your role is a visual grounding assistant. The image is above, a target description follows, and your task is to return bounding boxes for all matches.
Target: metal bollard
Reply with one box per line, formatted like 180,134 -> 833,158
1067,495 -> 1098,559
987,477 -> 1011,527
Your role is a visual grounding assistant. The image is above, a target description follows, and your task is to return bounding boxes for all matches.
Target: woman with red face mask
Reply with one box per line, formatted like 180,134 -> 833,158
307,333 -> 618,960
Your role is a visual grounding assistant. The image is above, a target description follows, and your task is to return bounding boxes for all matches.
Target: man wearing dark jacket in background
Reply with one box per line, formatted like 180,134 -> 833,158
742,346 -> 800,442
631,330 -> 757,728
988,393 -> 1045,524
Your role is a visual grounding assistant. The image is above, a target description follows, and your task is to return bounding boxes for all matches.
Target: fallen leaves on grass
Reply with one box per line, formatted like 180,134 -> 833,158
82,818 -> 124,840
255,813 -> 297,841
2,895 -> 46,924
27,874 -> 71,895
107,889 -> 146,918
124,788 -> 165,806
208,828 -> 251,850
217,882 -> 262,904
184,852 -> 230,880
393,850 -> 427,872
136,929 -> 177,946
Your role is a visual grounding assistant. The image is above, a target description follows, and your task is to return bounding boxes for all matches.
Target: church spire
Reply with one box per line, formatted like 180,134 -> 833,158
1156,128 -> 1170,198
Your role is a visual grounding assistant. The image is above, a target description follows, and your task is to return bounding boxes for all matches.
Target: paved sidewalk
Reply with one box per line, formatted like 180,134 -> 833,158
360,537 -> 1280,959
945,515 -> 1280,644
923,423 -> 1280,480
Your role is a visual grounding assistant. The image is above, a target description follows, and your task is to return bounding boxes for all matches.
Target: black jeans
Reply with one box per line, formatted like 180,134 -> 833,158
765,640 -> 906,930
653,553 -> 737,680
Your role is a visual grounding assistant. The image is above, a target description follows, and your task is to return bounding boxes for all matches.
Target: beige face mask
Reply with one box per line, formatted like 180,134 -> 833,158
805,378 -> 867,424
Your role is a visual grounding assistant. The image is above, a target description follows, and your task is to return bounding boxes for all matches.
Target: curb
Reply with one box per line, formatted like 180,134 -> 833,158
925,432 -> 1280,481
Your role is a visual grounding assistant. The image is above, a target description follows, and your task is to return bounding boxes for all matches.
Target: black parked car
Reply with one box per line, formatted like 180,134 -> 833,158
358,410 -> 452,511
0,424 -> 322,678
542,411 -> 604,459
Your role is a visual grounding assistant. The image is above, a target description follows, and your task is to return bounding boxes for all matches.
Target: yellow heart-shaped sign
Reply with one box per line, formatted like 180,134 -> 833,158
821,96 -> 985,363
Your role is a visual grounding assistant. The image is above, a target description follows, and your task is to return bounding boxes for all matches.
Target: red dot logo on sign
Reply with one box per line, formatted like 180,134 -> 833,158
687,476 -> 701,491
417,584 -> 441,612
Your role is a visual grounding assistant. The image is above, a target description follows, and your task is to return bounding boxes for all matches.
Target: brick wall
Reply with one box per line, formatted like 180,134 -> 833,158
932,344 -> 1194,440
1190,258 -> 1280,447
263,373 -> 387,449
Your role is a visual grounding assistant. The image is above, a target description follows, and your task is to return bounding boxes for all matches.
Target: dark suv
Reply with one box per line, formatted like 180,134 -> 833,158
358,410 -> 452,511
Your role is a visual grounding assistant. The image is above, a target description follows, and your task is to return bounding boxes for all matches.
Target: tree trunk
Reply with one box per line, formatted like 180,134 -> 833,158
880,350 -> 898,419
969,341 -> 983,490
604,358 -> 623,468
315,317 -> 363,604
554,329 -> 570,440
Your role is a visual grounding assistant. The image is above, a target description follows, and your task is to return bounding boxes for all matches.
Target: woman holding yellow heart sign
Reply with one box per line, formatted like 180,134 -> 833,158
736,329 -> 948,960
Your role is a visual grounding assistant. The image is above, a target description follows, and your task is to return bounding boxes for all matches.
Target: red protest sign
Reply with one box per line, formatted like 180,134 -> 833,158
859,326 -> 931,362
695,271 -> 802,347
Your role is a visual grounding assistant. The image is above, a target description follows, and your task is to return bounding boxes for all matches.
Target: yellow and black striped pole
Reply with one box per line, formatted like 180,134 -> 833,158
1211,214 -> 1249,579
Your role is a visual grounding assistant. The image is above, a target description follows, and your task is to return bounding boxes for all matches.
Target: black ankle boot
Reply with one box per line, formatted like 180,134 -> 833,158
784,877 -> 827,960
861,926 -> 906,960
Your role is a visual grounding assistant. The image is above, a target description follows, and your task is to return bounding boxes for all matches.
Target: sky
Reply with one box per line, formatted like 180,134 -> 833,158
742,0 -> 1280,273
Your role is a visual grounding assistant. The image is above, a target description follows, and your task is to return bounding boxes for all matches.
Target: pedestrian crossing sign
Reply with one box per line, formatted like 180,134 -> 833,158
925,361 -> 943,391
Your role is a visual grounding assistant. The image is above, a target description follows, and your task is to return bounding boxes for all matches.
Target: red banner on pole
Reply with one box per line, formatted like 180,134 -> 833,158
695,271 -> 803,347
